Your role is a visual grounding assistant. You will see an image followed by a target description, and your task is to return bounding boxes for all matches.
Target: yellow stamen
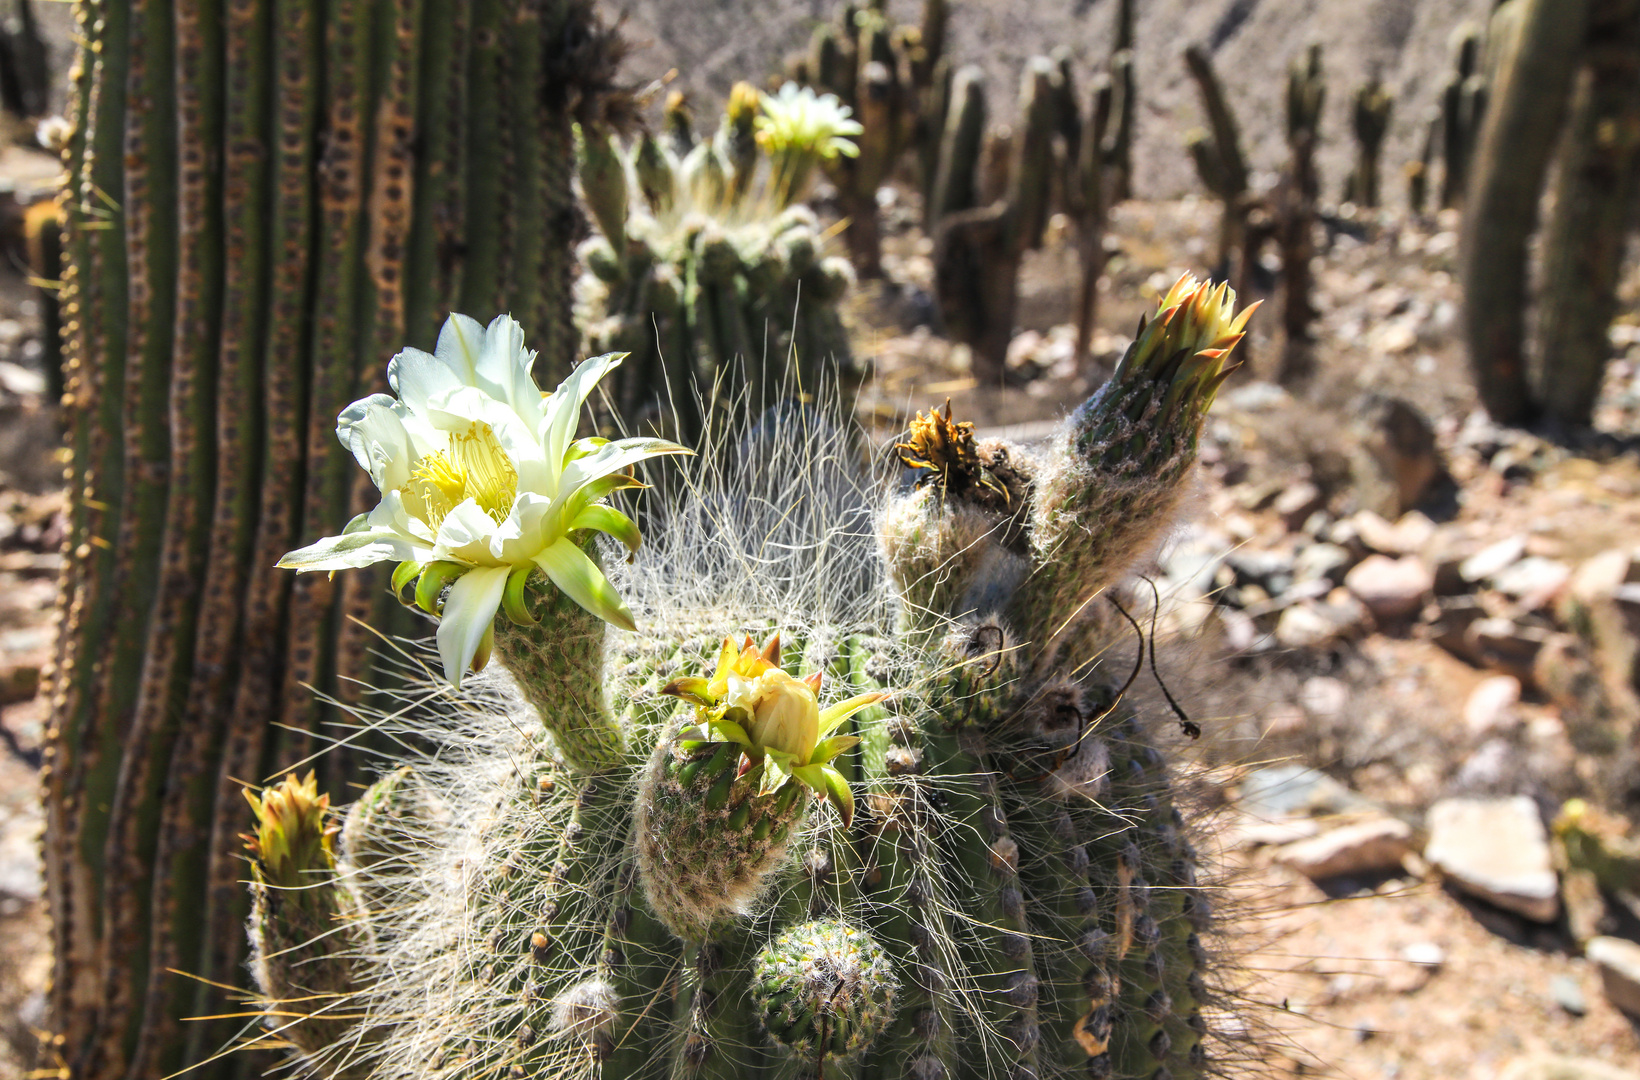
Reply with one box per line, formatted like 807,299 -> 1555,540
401,421 -> 519,531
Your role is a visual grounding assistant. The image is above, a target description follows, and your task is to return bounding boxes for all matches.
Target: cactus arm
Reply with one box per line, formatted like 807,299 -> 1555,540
457,0 -> 504,316
491,568 -> 623,771
1459,0 -> 1589,424
672,932 -> 762,1080
1532,6 -> 1640,427
920,722 -> 1043,1080
504,0 -> 550,337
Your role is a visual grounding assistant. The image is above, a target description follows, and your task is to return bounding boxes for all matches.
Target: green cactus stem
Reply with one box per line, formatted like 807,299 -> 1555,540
42,3 -> 627,1077
242,280 -> 1257,1080
1459,0 -> 1590,425
1276,44 -> 1324,386
1182,44 -> 1251,283
1440,23 -> 1485,209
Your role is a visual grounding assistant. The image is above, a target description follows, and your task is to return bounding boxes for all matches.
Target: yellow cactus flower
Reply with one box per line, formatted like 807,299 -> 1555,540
241,771 -> 335,890
660,633 -> 885,825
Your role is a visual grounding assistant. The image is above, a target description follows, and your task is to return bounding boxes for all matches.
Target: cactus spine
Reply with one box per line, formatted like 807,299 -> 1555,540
1458,0 -> 1640,426
42,2 -> 615,1077
243,276 -> 1256,1080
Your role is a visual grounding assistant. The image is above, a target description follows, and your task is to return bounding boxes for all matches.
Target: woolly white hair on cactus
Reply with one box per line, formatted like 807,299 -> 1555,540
278,313 -> 689,685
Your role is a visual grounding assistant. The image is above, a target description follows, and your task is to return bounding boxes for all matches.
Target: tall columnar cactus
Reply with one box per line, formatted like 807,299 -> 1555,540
1182,45 -> 1251,285
42,2 -> 622,1077
574,84 -> 860,442
930,57 -> 1057,383
1346,76 -> 1393,209
1275,44 -> 1324,386
1406,106 -> 1439,216
1459,0 -> 1640,427
1440,23 -> 1487,209
1103,0 -> 1137,203
244,276 -> 1256,1080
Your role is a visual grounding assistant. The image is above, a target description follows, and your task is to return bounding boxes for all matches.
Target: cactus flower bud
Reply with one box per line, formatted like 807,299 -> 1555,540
727,667 -> 821,763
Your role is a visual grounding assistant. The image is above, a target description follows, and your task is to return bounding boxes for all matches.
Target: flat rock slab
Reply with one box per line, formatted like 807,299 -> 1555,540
1499,1055 -> 1640,1080
1275,816 -> 1413,879
1587,935 -> 1640,1018
1424,795 -> 1559,922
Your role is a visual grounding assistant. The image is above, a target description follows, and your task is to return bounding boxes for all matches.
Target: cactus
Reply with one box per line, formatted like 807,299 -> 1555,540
40,2 -> 625,1077
1103,0 -> 1137,204
574,86 -> 860,441
1345,76 -> 1393,209
1275,44 -> 1324,386
244,275 -> 1257,1080
1182,45 -> 1251,284
930,57 -> 1057,382
1440,23 -> 1487,209
788,0 -> 948,276
1459,0 -> 1624,426
1406,106 -> 1439,216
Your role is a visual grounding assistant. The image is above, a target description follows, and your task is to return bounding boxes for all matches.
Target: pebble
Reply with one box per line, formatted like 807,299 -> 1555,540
1274,481 -> 1325,530
1293,542 -> 1354,585
1344,554 -> 1433,620
1587,935 -> 1640,1018
1467,618 -> 1551,682
1463,675 -> 1522,737
1400,941 -> 1446,968
1460,534 -> 1528,584
1239,764 -> 1368,819
1274,816 -> 1413,879
1299,675 -> 1350,722
1550,974 -> 1588,1017
1424,795 -> 1560,922
1492,557 -> 1572,609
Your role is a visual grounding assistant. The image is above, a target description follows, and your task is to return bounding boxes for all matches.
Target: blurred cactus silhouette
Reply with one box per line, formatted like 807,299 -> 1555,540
1460,0 -> 1640,426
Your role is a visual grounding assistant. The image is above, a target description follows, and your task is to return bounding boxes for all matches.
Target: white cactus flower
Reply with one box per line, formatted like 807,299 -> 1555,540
279,313 -> 689,687
755,82 -> 863,209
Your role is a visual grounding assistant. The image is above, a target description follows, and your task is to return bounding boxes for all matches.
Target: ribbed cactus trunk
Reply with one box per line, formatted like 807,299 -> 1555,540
1275,44 -> 1323,387
42,1 -> 600,1076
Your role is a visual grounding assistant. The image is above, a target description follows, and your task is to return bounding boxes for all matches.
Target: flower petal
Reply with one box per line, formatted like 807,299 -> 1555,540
570,504 -> 641,557
336,394 -> 415,491
484,314 -> 546,430
278,529 -> 410,572
433,499 -> 503,565
541,352 -> 627,483
547,437 -> 691,524
810,734 -> 860,765
433,312 -> 489,387
387,346 -> 465,418
435,565 -> 509,688
533,537 -> 636,631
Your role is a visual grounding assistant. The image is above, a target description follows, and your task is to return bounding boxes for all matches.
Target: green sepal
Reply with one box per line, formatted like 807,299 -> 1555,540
792,763 -> 854,827
391,560 -> 423,602
566,436 -> 610,462
414,560 -> 468,616
810,734 -> 861,766
761,750 -> 796,796
501,563 -> 538,626
341,512 -> 373,535
660,676 -> 715,705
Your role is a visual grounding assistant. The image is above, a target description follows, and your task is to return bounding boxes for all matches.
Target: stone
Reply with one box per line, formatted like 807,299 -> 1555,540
1399,941 -> 1445,968
1352,510 -> 1436,556
1239,764 -> 1368,819
1498,1056 -> 1640,1080
1424,796 -> 1559,922
1225,548 -> 1296,594
1459,534 -> 1527,584
1587,935 -> 1640,1018
1293,542 -> 1354,585
1299,676 -> 1349,722
1273,817 -> 1414,880
1567,549 -> 1634,606
1273,481 -> 1325,530
1550,974 -> 1588,1017
1463,675 -> 1522,737
1344,554 -> 1433,620
1350,395 -> 1449,517
1466,618 -> 1552,682
1492,557 -> 1572,610
1275,602 -> 1345,649
1428,595 -> 1488,665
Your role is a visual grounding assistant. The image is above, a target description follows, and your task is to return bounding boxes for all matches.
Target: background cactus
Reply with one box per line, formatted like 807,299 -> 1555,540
1345,76 -> 1392,209
573,89 -> 858,443
1439,23 -> 1486,210
40,2 -> 624,1076
242,276 -> 1255,1080
1182,45 -> 1253,294
1275,44 -> 1324,385
1459,0 -> 1640,427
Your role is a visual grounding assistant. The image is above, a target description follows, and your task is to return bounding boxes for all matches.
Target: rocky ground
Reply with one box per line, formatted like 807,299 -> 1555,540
7,183 -> 1640,1080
